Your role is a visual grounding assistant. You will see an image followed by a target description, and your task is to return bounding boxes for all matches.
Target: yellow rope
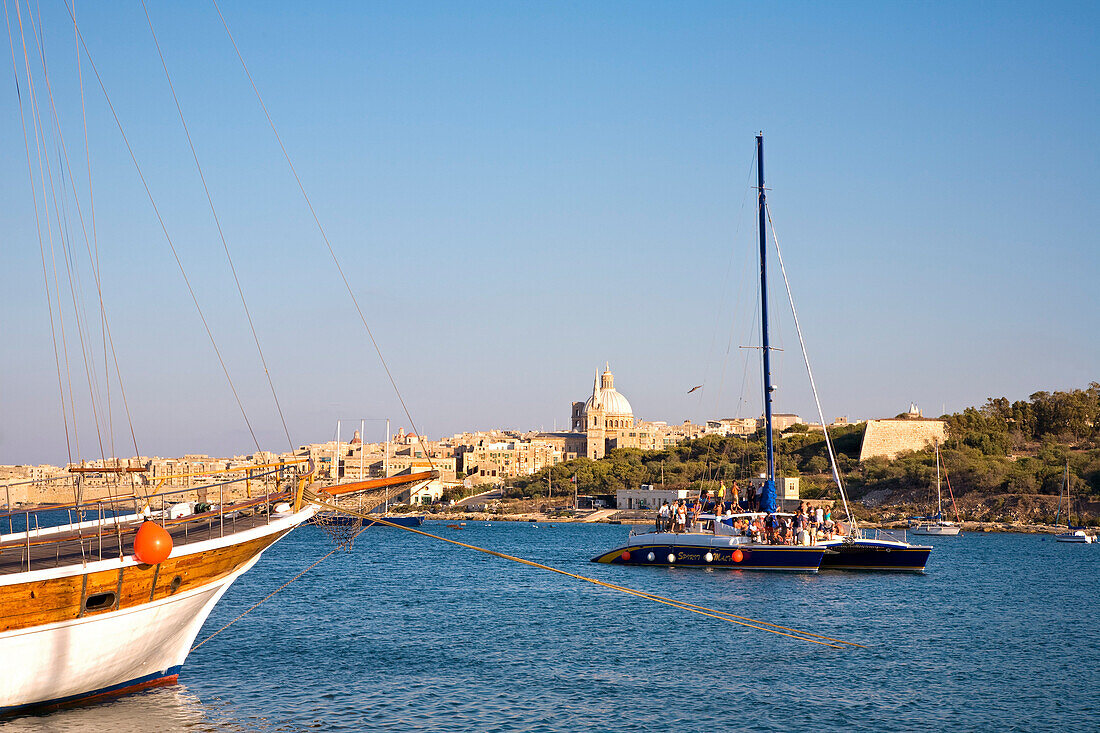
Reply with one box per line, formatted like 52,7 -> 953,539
305,494 -> 862,649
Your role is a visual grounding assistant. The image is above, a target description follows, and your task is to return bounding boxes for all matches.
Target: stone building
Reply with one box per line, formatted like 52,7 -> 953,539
454,439 -> 562,483
570,365 -> 644,459
858,404 -> 947,462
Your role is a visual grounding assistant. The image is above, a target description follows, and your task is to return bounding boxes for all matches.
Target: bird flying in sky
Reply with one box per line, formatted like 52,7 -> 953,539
687,385 -> 703,394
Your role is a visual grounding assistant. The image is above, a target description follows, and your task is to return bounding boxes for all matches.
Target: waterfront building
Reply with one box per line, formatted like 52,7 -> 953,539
749,475 -> 801,510
705,418 -> 758,436
616,485 -> 693,510
454,439 -> 563,483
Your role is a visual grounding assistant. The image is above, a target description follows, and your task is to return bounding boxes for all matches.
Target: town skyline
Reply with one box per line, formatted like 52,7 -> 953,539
2,2 -> 1097,467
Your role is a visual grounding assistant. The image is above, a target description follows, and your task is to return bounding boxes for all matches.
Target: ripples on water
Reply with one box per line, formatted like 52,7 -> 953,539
7,523 -> 1099,731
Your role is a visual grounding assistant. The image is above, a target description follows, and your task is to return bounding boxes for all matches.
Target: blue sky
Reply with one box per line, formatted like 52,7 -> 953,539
2,1 -> 1097,464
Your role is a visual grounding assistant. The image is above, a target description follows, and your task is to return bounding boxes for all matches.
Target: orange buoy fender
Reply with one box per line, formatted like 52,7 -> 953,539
134,520 -> 173,564
621,550 -> 631,562
732,549 -> 744,563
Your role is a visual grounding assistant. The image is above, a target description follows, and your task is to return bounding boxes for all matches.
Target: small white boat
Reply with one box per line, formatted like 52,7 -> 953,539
909,444 -> 961,537
911,522 -> 961,537
1052,461 -> 1093,544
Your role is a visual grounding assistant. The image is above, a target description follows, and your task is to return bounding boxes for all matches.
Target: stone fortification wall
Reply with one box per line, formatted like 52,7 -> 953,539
858,419 -> 946,462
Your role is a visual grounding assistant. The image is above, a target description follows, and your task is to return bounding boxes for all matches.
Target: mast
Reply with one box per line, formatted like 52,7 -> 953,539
1066,459 -> 1073,528
1056,461 -> 1065,527
756,133 -> 777,512
932,442 -> 941,517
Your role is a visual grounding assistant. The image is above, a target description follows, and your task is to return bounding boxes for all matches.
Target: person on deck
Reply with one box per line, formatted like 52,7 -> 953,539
675,502 -> 687,533
766,514 -> 779,544
658,502 -> 670,532
712,501 -> 724,534
730,481 -> 740,512
754,482 -> 764,512
798,507 -> 811,546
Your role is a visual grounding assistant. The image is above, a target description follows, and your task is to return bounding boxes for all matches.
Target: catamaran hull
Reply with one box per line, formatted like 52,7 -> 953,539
591,542 -> 823,571
819,541 -> 931,572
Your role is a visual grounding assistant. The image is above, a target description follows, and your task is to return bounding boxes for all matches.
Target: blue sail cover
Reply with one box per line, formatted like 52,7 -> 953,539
760,479 -> 777,513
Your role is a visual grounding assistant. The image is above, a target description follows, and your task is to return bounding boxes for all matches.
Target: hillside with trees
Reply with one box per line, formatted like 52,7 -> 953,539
507,383 -> 1100,523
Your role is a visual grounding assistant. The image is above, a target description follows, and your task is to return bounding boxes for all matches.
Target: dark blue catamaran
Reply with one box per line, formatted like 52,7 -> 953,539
592,134 -> 827,572
593,133 -> 932,572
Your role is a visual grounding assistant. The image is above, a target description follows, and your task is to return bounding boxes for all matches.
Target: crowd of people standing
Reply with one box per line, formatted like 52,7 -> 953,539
653,487 -> 845,545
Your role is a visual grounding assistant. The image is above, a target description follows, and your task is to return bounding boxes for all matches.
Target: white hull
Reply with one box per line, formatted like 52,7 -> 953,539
1055,530 -> 1094,544
0,507 -> 313,713
910,524 -> 961,536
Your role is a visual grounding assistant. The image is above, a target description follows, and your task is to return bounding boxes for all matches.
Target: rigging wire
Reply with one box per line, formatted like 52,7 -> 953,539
140,0 -> 295,453
698,148 -> 757,414
26,5 -> 111,468
191,522 -> 370,652
6,0 -> 73,466
62,0 -> 264,456
35,0 -> 136,466
211,0 -> 434,468
764,202 -> 854,528
72,0 -> 116,463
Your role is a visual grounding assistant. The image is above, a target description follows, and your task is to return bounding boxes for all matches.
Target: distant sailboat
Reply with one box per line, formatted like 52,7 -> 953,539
1054,461 -> 1094,544
910,444 -> 961,536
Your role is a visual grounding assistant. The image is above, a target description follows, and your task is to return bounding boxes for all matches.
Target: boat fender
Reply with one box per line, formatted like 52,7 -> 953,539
704,552 -> 714,563
732,549 -> 744,563
646,552 -> 655,562
621,550 -> 631,562
667,553 -> 676,564
134,520 -> 173,565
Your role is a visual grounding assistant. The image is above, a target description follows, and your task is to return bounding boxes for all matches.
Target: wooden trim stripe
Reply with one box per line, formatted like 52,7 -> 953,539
0,529 -> 289,634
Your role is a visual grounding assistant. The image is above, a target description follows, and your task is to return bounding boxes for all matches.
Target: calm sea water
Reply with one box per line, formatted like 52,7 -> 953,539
7,522 -> 1099,732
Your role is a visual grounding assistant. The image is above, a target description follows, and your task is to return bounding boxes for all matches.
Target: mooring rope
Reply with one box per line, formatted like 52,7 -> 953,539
305,494 -> 863,649
190,524 -> 367,652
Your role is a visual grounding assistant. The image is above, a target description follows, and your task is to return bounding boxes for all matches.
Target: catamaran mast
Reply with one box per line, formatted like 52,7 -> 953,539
757,133 -> 777,510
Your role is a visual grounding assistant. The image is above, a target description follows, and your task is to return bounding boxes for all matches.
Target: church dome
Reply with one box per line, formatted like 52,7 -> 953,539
582,366 -> 634,418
